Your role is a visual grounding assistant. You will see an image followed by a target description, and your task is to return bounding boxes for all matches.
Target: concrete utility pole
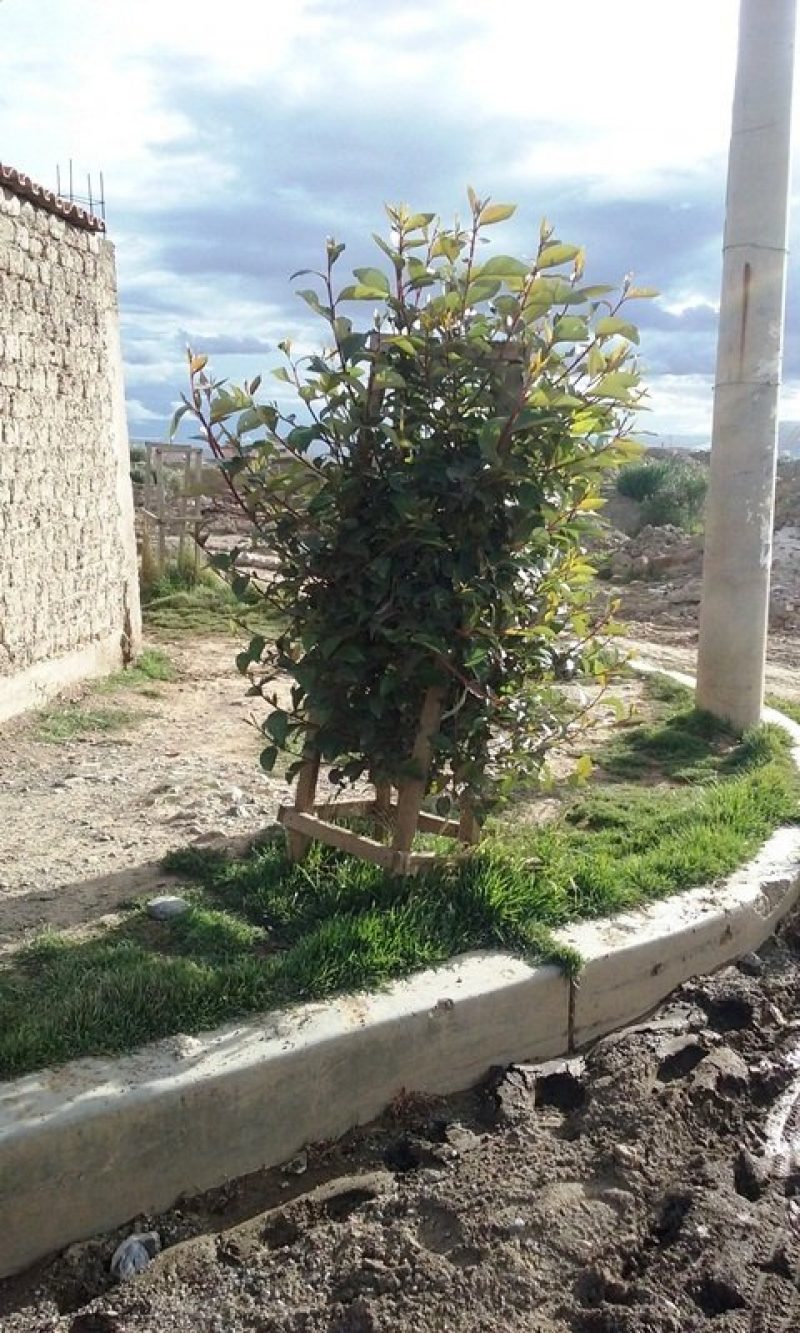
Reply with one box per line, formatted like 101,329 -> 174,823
696,0 -> 796,731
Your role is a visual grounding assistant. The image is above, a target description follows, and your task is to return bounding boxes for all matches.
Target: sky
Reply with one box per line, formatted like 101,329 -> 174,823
2,0 -> 800,445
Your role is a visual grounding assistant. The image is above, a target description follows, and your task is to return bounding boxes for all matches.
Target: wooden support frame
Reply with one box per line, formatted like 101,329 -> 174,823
277,687 -> 480,874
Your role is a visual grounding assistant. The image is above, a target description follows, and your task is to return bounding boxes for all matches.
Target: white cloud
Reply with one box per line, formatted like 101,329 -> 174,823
3,0 -> 798,440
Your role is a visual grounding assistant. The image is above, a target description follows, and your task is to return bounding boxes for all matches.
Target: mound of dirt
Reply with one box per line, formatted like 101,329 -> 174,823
606,520 -> 800,632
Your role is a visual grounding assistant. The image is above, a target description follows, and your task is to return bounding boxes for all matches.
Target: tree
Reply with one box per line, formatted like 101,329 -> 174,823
178,192 -> 653,863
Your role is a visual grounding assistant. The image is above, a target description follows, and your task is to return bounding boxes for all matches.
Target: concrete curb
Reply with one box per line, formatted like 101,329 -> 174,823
1,673 -> 798,1278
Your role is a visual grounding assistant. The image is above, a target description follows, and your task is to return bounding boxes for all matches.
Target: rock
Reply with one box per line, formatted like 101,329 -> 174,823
612,1142 -> 644,1171
485,1064 -> 534,1125
110,1230 -> 161,1280
146,895 -> 190,921
736,951 -> 765,977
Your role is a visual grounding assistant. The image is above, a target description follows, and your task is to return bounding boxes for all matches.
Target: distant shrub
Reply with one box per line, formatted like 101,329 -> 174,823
617,459 -> 672,502
618,456 -> 708,532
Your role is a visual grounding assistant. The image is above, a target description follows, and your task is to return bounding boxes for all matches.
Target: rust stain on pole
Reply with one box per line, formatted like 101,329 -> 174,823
739,260 -> 752,371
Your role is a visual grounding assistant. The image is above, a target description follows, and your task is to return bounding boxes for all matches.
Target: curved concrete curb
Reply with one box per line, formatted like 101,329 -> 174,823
1,675 -> 798,1278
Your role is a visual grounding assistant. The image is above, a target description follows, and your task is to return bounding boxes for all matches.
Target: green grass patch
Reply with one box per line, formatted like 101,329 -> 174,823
34,703 -> 137,744
32,649 -> 177,742
767,695 -> 800,726
140,558 -> 277,637
1,698 -> 796,1079
100,648 -> 177,691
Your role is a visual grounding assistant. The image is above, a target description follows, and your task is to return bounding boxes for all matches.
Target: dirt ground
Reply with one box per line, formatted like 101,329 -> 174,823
4,912 -> 800,1332
0,636 -> 294,950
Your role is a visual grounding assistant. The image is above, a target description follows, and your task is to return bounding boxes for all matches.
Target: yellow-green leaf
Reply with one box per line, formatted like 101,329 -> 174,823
595,316 -> 640,344
353,267 -> 390,294
190,354 -> 208,375
478,203 -> 517,225
626,286 -> 659,299
587,343 -> 606,377
538,242 -> 581,269
552,316 -> 589,343
479,254 -> 530,279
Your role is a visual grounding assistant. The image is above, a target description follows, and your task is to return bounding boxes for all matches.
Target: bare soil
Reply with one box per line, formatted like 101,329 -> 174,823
4,912 -> 800,1332
0,636 -> 292,950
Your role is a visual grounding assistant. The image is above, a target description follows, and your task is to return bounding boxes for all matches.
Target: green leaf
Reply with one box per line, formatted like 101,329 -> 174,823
552,316 -> 589,343
493,295 -> 519,319
595,371 -> 640,398
538,242 -> 581,269
374,368 -> 407,389
338,284 -> 391,301
259,745 -> 279,773
236,407 -> 265,435
296,288 -> 330,317
264,710 -> 290,747
384,335 -> 417,355
574,285 -> 616,299
626,286 -> 659,299
466,278 -> 502,304
168,404 -> 188,438
286,425 -> 318,450
587,344 -> 606,377
478,203 -> 517,225
479,255 -> 530,279
406,212 -> 436,229
595,316 -> 640,344
353,267 -> 390,294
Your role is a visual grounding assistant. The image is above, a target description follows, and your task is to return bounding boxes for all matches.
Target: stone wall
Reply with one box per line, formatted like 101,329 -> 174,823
0,167 -> 141,721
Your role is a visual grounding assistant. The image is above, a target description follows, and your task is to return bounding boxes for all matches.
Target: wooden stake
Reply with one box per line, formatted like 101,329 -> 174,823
287,748 -> 320,861
392,687 -> 445,856
458,801 -> 479,845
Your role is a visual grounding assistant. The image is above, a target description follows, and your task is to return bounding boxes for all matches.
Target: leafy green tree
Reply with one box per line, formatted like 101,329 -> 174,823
177,192 -> 654,825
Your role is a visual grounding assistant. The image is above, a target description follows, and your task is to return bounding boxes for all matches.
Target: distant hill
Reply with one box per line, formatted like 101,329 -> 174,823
648,422 -> 800,459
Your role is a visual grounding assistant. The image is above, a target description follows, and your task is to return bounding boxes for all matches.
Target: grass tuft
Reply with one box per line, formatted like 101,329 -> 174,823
34,704 -> 137,744
141,559 -> 277,637
767,695 -> 800,727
